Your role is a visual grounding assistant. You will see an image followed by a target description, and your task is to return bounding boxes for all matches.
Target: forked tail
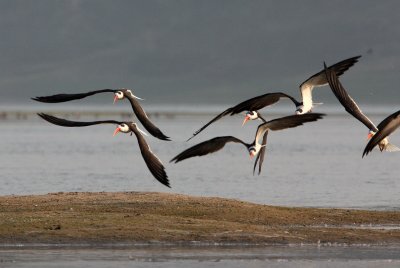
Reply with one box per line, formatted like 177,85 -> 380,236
384,142 -> 400,152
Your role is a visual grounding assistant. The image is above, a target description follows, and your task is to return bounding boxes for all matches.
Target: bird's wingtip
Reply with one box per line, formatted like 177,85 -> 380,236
159,135 -> 171,141
161,178 -> 171,188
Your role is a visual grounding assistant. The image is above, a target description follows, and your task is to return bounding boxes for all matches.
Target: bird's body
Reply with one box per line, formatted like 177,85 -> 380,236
37,113 -> 170,187
363,110 -> 400,157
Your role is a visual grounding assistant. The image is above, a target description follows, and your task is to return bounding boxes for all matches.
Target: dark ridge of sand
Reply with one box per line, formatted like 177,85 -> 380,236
1,191 -> 400,246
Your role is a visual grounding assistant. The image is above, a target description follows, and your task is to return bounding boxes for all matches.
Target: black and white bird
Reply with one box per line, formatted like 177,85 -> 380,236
295,55 -> 361,115
187,92 -> 299,141
37,113 -> 170,188
324,62 -> 399,154
363,110 -> 400,157
32,88 -> 170,141
172,113 -> 325,174
187,56 -> 360,141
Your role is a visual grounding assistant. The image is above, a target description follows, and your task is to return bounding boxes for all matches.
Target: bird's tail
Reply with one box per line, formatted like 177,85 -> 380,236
383,142 -> 400,152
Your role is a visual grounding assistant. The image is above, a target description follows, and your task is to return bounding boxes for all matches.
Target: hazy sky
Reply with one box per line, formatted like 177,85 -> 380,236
1,0 -> 400,105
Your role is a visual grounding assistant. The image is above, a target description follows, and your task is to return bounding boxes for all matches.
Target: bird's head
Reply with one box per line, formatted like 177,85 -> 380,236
113,90 -> 125,103
114,88 -> 143,103
242,111 -> 259,126
113,123 -> 131,136
295,104 -> 305,115
113,122 -> 149,137
367,130 -> 375,140
248,146 -> 257,159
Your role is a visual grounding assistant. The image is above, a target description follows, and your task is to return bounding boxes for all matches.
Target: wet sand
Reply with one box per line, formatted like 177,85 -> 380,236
1,191 -> 400,245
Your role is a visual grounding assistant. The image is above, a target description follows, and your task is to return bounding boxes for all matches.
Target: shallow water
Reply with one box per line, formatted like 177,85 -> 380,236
1,108 -> 399,209
1,245 -> 400,268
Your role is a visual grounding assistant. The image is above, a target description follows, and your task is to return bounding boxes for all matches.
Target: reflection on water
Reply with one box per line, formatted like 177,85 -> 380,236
1,245 -> 400,268
0,108 -> 399,209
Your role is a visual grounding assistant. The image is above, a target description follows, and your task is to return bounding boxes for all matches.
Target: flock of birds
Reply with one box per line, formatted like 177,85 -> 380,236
32,55 -> 400,188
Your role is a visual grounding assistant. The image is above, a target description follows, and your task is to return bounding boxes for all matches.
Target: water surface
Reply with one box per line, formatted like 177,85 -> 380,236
1,107 -> 399,209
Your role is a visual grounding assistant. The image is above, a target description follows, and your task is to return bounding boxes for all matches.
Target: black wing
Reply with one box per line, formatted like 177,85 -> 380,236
131,127 -> 170,187
259,113 -> 325,133
38,113 -> 121,127
187,108 -> 233,141
324,62 -> 378,132
127,97 -> 170,141
32,89 -> 117,103
171,136 -> 248,163
228,92 -> 300,114
187,92 -> 298,141
363,110 -> 400,157
253,130 -> 268,175
300,56 -> 361,89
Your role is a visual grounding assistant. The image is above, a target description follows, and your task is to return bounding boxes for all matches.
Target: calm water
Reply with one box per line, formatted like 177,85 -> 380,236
1,106 -> 400,266
1,108 -> 399,209
1,245 -> 400,268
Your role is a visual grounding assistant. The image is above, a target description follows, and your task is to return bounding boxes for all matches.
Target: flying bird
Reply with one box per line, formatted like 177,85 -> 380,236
187,92 -> 299,141
37,113 -> 170,188
324,62 -> 399,153
296,55 -> 361,115
32,89 -> 170,141
172,113 -> 325,174
363,110 -> 400,157
187,56 -> 360,141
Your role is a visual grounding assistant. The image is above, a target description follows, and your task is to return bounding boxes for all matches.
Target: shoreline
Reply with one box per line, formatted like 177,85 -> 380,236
1,191 -> 400,246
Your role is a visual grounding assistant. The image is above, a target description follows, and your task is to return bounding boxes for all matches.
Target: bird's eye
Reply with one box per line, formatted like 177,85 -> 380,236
297,109 -> 303,114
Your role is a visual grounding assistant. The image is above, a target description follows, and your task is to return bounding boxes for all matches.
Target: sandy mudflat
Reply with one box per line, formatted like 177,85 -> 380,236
1,191 -> 400,245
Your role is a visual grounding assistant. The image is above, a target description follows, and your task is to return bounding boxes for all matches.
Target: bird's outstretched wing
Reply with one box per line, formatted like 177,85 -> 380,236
32,89 -> 117,103
171,136 -> 248,163
256,113 -> 325,139
126,97 -> 171,141
38,113 -> 121,127
227,92 -> 300,113
132,127 -> 170,187
324,62 -> 378,132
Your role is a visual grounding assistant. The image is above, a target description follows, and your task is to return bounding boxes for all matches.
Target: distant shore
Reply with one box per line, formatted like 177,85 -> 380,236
0,103 -> 398,121
1,192 -> 400,246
